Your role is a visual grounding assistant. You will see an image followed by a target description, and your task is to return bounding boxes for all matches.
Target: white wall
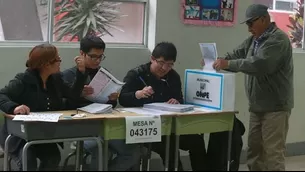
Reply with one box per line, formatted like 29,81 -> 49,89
0,0 -> 304,149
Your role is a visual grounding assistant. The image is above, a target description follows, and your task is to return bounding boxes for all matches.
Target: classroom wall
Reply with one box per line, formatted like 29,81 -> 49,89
0,0 -> 304,152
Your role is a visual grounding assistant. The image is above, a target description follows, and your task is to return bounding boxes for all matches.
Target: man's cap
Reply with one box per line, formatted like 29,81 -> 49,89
241,4 -> 269,24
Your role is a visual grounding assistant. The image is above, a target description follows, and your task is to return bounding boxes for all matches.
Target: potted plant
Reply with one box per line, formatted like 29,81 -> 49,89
287,0 -> 304,48
54,0 -> 125,41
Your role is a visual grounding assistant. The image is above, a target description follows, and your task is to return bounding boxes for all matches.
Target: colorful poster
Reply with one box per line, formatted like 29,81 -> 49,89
182,0 -> 238,27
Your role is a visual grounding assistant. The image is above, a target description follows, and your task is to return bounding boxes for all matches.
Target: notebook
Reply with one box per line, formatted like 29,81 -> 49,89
143,103 -> 194,112
77,103 -> 113,114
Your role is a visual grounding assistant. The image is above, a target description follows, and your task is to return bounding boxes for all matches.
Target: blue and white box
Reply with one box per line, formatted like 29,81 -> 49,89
184,69 -> 235,111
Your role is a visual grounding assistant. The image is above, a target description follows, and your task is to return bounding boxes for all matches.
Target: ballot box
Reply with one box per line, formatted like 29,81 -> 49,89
184,69 -> 235,111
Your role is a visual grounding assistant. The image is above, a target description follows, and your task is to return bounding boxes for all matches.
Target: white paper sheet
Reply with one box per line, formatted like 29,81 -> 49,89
120,108 -> 174,116
199,43 -> 218,71
86,67 -> 124,103
13,113 -> 62,122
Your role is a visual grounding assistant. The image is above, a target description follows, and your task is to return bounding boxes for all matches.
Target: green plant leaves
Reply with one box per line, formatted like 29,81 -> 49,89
53,0 -> 126,41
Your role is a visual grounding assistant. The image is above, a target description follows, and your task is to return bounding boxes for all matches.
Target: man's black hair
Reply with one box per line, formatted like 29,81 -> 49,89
152,42 -> 177,62
80,35 -> 106,53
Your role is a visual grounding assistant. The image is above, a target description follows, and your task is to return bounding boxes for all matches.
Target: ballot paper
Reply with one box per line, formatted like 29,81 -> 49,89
199,43 -> 218,71
13,113 -> 62,122
85,67 -> 124,103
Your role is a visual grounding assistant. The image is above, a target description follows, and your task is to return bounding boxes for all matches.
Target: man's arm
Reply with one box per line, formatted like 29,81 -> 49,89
61,67 -> 77,86
227,39 -> 290,75
169,72 -> 184,104
119,70 -> 151,107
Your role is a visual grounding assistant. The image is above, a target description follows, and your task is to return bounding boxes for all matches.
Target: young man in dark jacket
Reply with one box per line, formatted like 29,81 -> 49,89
62,35 -> 140,171
119,42 -> 208,171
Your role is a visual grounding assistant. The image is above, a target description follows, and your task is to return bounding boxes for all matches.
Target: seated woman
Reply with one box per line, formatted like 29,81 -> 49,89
0,44 -> 87,171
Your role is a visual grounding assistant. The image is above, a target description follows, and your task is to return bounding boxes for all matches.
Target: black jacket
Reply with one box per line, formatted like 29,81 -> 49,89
119,62 -> 183,107
0,69 -> 87,153
61,66 -> 118,108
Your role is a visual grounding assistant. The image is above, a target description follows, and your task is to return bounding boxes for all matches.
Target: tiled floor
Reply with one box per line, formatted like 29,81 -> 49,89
239,155 -> 305,171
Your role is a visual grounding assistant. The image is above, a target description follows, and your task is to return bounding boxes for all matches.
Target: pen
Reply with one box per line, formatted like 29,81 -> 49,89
139,76 -> 154,99
139,76 -> 147,86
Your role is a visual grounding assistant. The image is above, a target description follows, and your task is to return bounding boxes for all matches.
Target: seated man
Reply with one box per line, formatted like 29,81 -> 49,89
62,35 -> 140,171
119,42 -> 208,171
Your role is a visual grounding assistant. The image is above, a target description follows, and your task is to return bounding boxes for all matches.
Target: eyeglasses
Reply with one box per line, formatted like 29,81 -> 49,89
155,59 -> 174,69
50,56 -> 62,64
246,17 -> 260,27
87,53 -> 106,61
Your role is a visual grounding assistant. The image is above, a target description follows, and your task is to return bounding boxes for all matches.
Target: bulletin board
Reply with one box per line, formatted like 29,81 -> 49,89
182,0 -> 238,27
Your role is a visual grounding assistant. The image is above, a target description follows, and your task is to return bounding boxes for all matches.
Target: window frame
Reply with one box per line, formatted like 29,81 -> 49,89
0,0 -> 149,48
268,0 -> 297,12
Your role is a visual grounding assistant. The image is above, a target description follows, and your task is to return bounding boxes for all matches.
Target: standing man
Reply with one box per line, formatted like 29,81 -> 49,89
62,35 -> 141,171
209,4 -> 293,171
119,42 -> 208,171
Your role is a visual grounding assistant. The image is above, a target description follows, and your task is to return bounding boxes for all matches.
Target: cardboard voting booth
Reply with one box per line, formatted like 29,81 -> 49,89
184,69 -> 235,111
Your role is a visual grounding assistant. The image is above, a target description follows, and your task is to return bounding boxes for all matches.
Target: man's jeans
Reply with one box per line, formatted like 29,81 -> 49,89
84,137 -> 141,171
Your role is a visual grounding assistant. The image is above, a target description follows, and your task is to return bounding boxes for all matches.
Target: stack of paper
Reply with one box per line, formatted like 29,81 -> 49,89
13,113 -> 62,122
121,108 -> 174,116
143,103 -> 194,112
77,103 -> 113,114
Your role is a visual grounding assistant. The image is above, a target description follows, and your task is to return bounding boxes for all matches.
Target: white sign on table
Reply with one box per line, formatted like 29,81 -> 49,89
125,116 -> 161,144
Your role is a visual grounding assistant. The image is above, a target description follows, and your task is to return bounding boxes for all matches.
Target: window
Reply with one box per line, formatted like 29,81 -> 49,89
253,0 -> 304,49
0,0 -> 148,45
254,0 -> 297,12
274,0 -> 296,12
0,0 -> 48,41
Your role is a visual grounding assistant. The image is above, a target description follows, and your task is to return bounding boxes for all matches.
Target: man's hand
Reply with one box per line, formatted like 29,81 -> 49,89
135,86 -> 154,99
213,58 -> 229,71
13,105 -> 30,115
108,92 -> 119,101
75,55 -> 86,73
82,85 -> 94,97
167,98 -> 180,104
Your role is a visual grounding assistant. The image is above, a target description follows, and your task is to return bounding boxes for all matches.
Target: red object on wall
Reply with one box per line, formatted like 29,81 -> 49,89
269,11 -> 291,34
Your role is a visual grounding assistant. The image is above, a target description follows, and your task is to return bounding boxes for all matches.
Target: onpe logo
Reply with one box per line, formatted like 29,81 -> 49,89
196,82 -> 209,99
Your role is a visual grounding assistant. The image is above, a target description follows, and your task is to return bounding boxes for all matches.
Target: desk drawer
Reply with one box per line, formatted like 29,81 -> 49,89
7,119 -> 101,141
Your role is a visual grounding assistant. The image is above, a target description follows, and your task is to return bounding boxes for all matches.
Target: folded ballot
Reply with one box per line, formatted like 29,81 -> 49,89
143,103 -> 194,112
77,103 -> 113,114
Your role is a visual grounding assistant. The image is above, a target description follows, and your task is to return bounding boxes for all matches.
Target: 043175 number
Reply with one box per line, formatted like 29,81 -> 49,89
130,128 -> 158,137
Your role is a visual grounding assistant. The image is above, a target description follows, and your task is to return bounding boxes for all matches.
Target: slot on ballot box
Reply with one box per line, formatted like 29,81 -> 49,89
184,69 -> 235,111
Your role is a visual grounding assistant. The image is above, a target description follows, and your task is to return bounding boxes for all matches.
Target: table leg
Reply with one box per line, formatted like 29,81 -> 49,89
75,141 -> 84,171
3,134 -> 12,171
22,142 -> 32,171
174,135 -> 180,171
103,140 -> 109,171
139,144 -> 144,171
227,130 -> 232,171
94,137 -> 103,171
146,143 -> 152,171
164,135 -> 170,171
